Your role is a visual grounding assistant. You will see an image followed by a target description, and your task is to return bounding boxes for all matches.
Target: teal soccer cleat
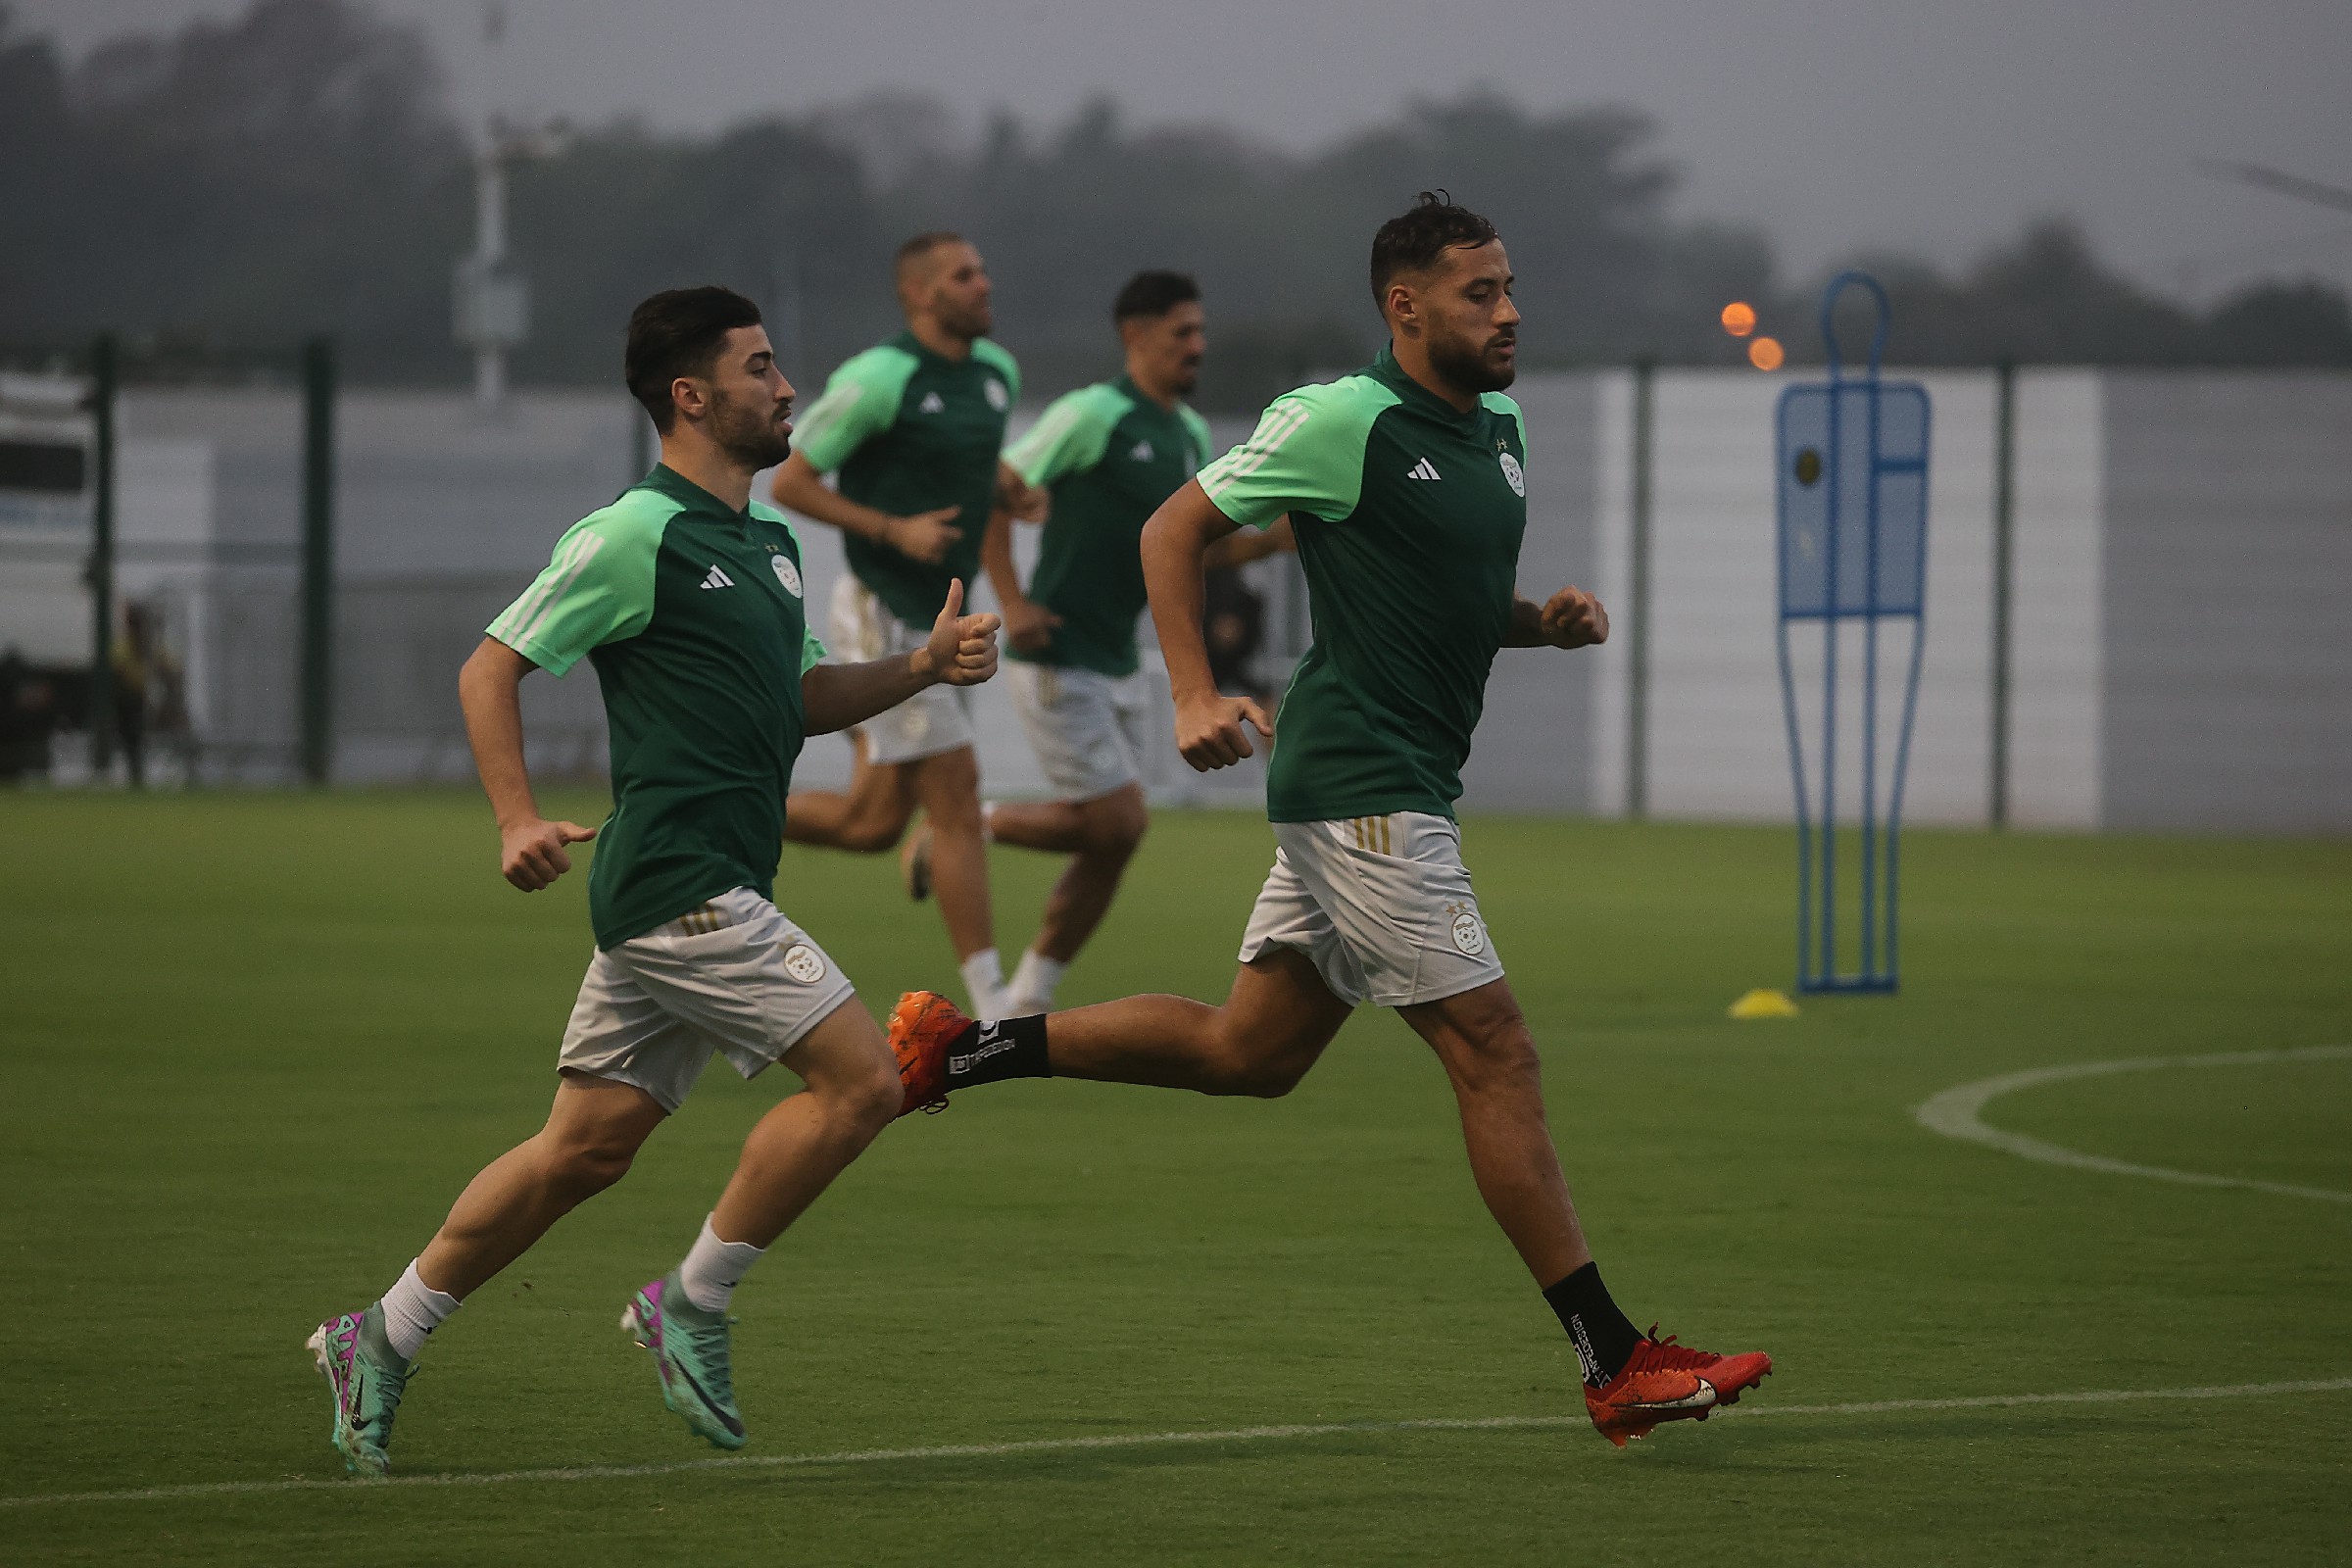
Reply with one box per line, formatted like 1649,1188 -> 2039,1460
306,1304 -> 415,1477
621,1273 -> 747,1449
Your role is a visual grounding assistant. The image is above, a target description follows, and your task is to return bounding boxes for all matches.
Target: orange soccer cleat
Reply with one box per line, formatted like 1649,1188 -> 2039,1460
887,990 -> 968,1117
1584,1329 -> 1773,1447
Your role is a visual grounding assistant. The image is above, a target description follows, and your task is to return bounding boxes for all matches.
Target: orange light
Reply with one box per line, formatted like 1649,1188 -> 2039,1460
1720,301 -> 1757,337
1747,336 -> 1785,371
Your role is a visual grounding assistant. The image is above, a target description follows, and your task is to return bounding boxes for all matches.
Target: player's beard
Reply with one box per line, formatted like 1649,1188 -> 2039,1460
1167,357 -> 1202,398
939,294 -> 994,341
711,386 -> 794,469
1427,325 -> 1516,394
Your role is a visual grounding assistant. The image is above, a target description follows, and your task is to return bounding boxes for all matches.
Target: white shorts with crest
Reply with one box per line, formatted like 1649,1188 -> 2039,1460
1237,812 -> 1504,1008
558,887 -> 858,1112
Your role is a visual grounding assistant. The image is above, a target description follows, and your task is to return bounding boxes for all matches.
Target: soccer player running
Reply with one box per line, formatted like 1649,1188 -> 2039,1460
889,195 -> 1771,1446
770,232 -> 1034,1017
979,270 -> 1290,1013
307,287 -> 1001,1477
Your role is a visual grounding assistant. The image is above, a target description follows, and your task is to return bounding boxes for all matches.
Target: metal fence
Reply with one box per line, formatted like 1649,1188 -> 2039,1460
7,367 -> 2347,833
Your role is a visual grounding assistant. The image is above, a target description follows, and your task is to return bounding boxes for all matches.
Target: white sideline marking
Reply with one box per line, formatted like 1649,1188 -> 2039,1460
7,1378 -> 2350,1511
1915,1045 -> 2352,1202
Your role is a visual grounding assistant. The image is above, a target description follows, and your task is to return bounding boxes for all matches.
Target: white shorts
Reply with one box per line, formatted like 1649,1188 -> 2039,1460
559,887 -> 858,1112
1237,812 -> 1504,1008
828,575 -> 973,766
1004,660 -> 1152,802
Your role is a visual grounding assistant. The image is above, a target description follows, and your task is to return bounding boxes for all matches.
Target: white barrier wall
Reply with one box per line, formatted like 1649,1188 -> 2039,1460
2005,372 -> 2105,829
1569,368 -> 2021,828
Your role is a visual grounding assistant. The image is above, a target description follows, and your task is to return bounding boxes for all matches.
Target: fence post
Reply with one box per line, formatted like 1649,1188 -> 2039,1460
299,337 -> 337,786
1626,358 -> 1655,820
86,333 -> 120,780
1988,360 -> 2016,829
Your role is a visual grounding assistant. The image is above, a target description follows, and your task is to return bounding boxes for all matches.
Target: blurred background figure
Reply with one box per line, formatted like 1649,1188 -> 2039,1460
107,600 -> 190,790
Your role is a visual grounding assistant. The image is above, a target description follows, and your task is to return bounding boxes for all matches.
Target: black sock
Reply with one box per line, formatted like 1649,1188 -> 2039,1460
1543,1263 -> 1643,1389
942,1013 -> 1053,1088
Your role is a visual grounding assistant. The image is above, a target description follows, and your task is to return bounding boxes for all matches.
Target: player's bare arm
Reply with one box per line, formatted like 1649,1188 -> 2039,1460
979,504 -> 1061,653
1503,585 -> 1610,649
1141,478 -> 1273,770
994,459 -> 1047,521
1202,513 -> 1297,568
457,635 -> 596,892
770,451 -> 963,564
802,577 -> 1001,735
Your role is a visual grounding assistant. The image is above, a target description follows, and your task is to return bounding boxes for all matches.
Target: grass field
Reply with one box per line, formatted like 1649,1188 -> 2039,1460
4,791 -> 2349,1565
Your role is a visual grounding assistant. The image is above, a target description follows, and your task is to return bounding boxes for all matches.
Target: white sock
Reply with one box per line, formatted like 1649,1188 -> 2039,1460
958,948 -> 1005,1016
1007,949 -> 1066,1012
378,1259 -> 460,1360
978,800 -> 999,844
678,1214 -> 765,1314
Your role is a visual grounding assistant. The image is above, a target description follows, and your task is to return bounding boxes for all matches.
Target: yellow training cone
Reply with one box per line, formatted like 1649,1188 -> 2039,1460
1728,988 -> 1800,1020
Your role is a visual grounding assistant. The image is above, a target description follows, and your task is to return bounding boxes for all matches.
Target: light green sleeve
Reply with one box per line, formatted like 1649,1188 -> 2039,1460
1177,405 -> 1217,471
790,345 -> 918,474
1481,391 -> 1529,459
971,338 -> 1020,402
486,494 -> 671,676
1196,376 -> 1398,530
1004,384 -> 1126,487
750,501 -> 829,674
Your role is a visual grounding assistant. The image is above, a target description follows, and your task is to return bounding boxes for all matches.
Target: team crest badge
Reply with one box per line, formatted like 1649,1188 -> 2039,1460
1497,451 -> 1526,498
782,944 -> 827,984
984,378 -> 1009,412
1446,902 -> 1489,957
771,555 -> 803,597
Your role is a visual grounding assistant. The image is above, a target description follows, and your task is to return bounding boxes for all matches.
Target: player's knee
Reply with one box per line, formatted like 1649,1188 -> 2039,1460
835,1054 -> 904,1137
546,1131 -> 639,1197
1077,791 -> 1149,860
1203,1032 -> 1309,1099
834,817 -> 904,854
1455,1015 -> 1544,1098
1231,1056 -> 1308,1099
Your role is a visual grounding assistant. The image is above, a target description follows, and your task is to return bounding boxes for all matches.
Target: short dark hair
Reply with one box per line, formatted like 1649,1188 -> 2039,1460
895,230 -> 966,287
1112,270 -> 1200,324
1369,190 -> 1500,308
624,286 -> 762,432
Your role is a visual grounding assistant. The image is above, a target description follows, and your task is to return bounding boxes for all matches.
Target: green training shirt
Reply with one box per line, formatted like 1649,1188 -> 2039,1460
789,330 -> 1019,629
1197,346 -> 1529,824
487,465 -> 828,950
1004,374 -> 1216,677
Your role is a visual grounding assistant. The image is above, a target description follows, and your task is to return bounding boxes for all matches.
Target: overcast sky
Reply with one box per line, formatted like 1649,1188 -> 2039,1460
25,0 -> 2352,302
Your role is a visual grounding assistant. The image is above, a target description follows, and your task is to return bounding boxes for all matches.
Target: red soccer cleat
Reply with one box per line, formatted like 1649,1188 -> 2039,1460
887,990 -> 967,1118
1584,1329 -> 1773,1447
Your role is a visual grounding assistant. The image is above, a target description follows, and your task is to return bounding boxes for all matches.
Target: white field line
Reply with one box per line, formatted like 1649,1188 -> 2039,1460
1915,1045 -> 2352,1203
7,1378 -> 2350,1511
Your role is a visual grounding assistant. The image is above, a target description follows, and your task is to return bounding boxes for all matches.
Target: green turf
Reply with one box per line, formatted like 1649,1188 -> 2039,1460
3,792 -> 2348,1565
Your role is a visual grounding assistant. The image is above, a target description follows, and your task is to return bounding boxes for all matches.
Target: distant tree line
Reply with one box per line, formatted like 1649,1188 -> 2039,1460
5,0 -> 2347,411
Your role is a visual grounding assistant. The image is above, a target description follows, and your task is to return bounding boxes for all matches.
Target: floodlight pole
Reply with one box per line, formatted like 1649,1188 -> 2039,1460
299,337 -> 337,786
86,333 -> 119,778
1626,357 -> 1655,820
1988,359 -> 2017,829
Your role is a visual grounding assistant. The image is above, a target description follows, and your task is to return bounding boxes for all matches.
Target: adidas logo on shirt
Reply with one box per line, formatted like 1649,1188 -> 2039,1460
1130,439 -> 1154,462
699,565 -> 736,590
918,391 -> 946,415
1406,458 -> 1442,480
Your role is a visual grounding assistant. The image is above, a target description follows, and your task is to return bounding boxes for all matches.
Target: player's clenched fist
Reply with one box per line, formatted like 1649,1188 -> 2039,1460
1540,585 -> 1610,650
915,577 -> 1002,688
1174,690 -> 1273,772
886,505 -> 963,564
501,816 -> 598,891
